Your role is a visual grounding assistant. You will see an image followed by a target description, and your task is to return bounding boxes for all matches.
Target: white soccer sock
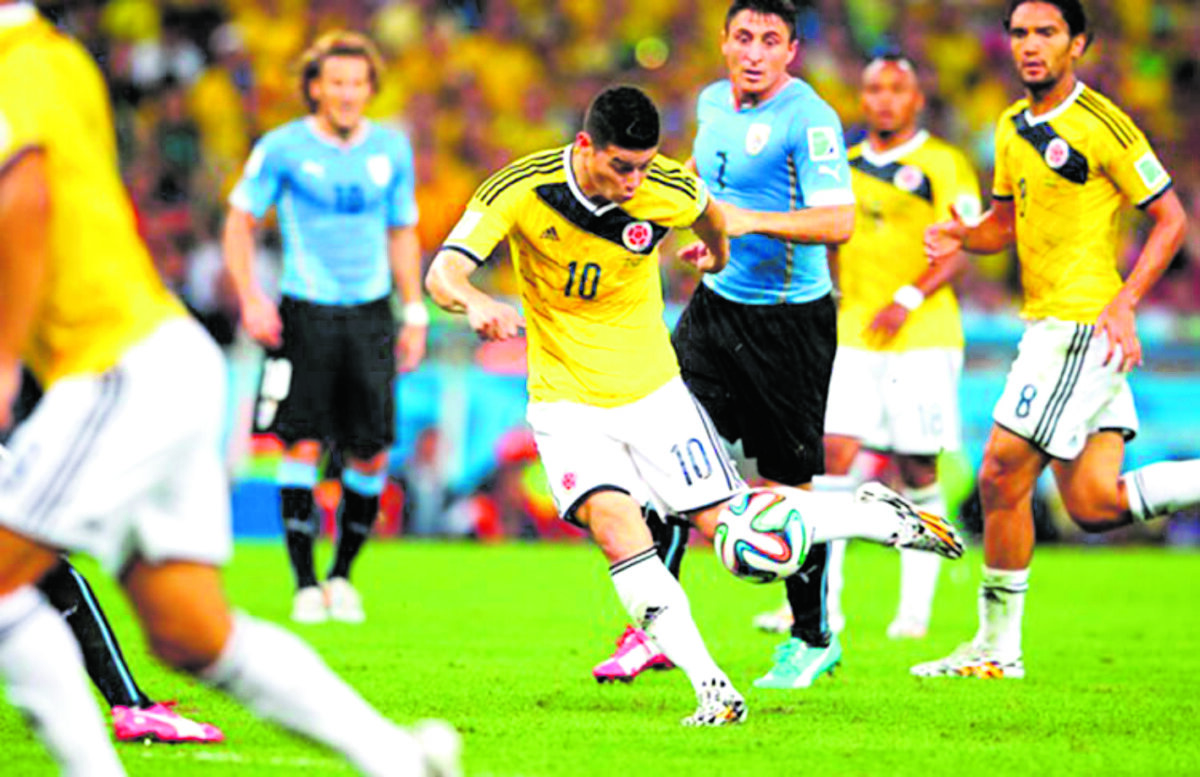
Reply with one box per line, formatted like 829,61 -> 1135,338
775,486 -> 899,544
812,475 -> 857,633
896,483 -> 946,626
1123,460 -> 1200,521
610,549 -> 727,695
0,586 -> 124,777
974,566 -> 1028,660
202,613 -> 422,777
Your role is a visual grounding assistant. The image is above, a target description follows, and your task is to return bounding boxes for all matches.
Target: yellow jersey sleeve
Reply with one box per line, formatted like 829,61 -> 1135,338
0,52 -> 45,166
442,172 -> 526,264
645,156 -> 709,229
938,146 -> 983,223
1095,118 -> 1172,208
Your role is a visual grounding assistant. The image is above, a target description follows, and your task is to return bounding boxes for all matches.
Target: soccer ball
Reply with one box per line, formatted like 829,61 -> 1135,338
713,488 -> 811,584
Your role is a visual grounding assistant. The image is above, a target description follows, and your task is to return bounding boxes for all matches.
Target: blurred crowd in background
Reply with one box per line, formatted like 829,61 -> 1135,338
38,0 -> 1200,331
34,0 -> 1200,541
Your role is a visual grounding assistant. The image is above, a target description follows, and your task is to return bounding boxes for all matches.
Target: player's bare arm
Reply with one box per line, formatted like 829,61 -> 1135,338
925,198 -> 1015,263
388,224 -> 427,371
717,200 -> 854,245
426,249 -> 524,341
867,249 -> 970,345
0,150 -> 49,429
1094,188 -> 1187,372
683,198 -> 731,273
222,205 -> 282,348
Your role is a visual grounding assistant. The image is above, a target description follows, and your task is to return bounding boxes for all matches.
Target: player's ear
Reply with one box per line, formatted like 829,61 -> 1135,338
575,131 -> 593,151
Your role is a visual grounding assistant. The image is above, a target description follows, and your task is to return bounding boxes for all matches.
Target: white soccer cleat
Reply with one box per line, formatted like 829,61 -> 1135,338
886,617 -> 929,640
751,603 -> 794,634
681,678 -> 747,727
910,641 -> 1025,679
857,482 -> 965,560
291,585 -> 328,624
324,577 -> 365,623
412,719 -> 463,777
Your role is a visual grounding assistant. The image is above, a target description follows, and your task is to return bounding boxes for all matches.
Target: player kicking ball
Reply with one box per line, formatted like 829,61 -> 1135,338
427,85 -> 963,724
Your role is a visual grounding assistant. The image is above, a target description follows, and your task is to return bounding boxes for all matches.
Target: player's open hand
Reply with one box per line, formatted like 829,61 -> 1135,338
679,240 -> 716,272
866,302 -> 909,344
1095,292 -> 1141,372
241,288 -> 283,349
467,298 -> 524,341
924,206 -> 968,265
397,323 -> 427,372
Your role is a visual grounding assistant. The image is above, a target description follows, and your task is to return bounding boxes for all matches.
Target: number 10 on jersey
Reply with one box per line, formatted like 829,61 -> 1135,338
564,261 -> 601,300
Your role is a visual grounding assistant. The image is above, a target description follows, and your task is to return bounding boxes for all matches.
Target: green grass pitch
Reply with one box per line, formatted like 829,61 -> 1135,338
3,540 -> 1200,776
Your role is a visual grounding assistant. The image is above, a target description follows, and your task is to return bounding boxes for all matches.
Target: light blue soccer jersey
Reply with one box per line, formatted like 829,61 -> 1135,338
693,78 -> 854,305
230,118 -> 418,305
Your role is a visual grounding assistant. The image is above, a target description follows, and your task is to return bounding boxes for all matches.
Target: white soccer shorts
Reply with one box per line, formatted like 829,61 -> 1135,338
824,346 -> 963,456
0,318 -> 233,573
992,318 -> 1137,460
527,376 -> 745,522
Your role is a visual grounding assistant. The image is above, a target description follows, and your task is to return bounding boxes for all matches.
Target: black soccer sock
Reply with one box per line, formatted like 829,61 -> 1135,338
328,487 -> 379,582
38,559 -> 154,709
647,511 -> 690,580
282,487 -> 320,589
786,541 -> 831,647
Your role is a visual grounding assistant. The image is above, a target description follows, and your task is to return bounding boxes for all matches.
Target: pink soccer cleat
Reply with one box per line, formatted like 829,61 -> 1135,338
112,702 -> 225,744
592,625 -> 674,683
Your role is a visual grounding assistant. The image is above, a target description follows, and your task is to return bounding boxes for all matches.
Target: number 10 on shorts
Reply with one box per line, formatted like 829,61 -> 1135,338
671,438 -> 713,486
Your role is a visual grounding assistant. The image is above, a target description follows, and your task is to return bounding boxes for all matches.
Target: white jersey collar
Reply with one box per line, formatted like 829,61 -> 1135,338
1023,81 -> 1085,126
305,116 -> 373,150
563,143 -> 618,216
861,129 -> 930,168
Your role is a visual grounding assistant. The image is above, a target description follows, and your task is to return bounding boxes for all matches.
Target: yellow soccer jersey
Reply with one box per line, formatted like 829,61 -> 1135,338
0,10 -> 184,386
839,131 -> 980,351
444,145 -> 708,407
993,82 -> 1172,322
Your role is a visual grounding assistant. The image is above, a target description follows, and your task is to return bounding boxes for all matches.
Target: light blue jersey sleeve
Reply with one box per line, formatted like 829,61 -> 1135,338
230,130 -> 287,218
386,131 -> 419,228
788,101 -> 855,208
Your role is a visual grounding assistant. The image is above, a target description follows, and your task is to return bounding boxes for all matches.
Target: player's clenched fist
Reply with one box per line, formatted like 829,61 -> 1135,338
467,299 -> 524,341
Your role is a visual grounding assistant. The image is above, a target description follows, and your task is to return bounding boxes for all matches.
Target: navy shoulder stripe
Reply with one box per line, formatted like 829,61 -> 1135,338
1077,93 -> 1134,148
477,150 -> 561,203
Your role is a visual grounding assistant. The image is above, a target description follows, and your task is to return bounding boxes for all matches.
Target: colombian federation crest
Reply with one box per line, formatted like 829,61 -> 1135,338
622,221 -> 653,252
1044,138 -> 1070,169
745,123 -> 772,156
367,154 -> 393,187
893,165 -> 924,192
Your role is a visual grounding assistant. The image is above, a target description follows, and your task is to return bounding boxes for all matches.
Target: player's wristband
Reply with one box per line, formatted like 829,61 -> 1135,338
892,285 -> 925,312
403,301 -> 430,327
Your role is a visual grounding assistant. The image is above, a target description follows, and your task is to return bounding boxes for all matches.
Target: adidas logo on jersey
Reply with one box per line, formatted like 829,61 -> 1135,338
540,226 -> 560,241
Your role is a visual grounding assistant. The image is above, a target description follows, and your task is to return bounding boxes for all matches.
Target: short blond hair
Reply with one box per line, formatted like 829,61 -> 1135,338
298,31 -> 384,113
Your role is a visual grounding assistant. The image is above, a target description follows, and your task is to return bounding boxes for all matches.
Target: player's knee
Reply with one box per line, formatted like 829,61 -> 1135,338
978,455 -> 1017,505
144,619 -> 227,673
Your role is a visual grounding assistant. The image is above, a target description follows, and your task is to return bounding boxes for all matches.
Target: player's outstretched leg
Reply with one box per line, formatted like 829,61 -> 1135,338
126,561 -> 461,776
39,558 -> 224,743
